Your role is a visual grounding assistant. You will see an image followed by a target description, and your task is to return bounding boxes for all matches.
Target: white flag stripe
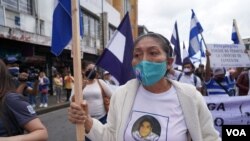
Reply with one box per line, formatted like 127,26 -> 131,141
107,31 -> 126,63
190,37 -> 200,52
190,19 -> 197,30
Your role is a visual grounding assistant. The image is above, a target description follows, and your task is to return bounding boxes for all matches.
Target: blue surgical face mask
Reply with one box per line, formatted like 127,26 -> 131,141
133,60 -> 167,86
8,67 -> 19,77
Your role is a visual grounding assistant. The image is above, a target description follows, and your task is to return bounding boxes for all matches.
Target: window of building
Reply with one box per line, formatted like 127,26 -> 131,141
3,0 -> 18,11
108,25 -> 116,40
2,0 -> 32,15
0,6 -> 5,25
40,20 -> 45,35
246,44 -> 250,50
90,18 -> 95,38
19,0 -> 32,14
82,12 -> 100,48
83,13 -> 89,36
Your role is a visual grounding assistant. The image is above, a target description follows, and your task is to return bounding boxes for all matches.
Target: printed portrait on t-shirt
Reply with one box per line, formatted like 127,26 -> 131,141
124,110 -> 170,141
128,113 -> 167,141
131,115 -> 161,141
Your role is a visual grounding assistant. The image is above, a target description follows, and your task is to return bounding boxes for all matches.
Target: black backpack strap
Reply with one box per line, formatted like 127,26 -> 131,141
177,73 -> 183,81
193,75 -> 197,86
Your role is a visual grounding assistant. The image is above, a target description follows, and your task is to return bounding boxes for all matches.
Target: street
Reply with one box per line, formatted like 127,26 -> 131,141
39,108 -> 77,141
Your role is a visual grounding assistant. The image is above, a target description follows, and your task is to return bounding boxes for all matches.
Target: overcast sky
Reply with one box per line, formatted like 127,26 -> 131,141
138,0 -> 250,45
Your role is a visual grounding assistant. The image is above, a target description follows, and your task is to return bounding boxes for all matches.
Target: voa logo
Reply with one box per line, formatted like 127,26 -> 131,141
226,129 -> 246,136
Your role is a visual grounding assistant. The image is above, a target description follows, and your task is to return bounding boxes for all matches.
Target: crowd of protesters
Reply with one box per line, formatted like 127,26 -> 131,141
68,33 -> 222,141
1,32 -> 249,140
167,50 -> 248,97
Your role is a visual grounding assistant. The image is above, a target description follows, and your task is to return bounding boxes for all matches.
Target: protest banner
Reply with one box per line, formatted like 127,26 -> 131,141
207,44 -> 250,68
204,95 -> 250,136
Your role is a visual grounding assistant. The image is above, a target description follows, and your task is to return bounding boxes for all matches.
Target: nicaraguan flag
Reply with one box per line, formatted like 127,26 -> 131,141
170,21 -> 182,65
188,9 -> 203,57
51,0 -> 83,56
96,12 -> 135,85
231,19 -> 240,44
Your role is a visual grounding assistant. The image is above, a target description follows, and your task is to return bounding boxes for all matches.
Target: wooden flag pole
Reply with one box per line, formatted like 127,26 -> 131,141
71,0 -> 84,141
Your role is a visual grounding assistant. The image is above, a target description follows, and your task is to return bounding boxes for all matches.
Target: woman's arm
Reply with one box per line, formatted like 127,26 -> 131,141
197,92 -> 221,141
99,79 -> 114,97
0,118 -> 48,141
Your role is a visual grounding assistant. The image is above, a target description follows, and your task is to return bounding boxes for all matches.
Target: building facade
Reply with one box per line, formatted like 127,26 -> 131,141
0,0 -> 137,91
243,38 -> 250,50
0,0 -> 125,70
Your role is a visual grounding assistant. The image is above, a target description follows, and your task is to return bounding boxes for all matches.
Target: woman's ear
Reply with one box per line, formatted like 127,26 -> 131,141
167,57 -> 174,66
166,57 -> 174,71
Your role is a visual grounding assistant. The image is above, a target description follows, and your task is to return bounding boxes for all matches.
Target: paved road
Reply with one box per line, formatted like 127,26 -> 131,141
39,108 -> 77,141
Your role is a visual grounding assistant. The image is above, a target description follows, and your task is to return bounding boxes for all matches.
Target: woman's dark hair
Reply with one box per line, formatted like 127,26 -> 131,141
134,32 -> 173,57
0,59 -> 16,100
138,118 -> 153,129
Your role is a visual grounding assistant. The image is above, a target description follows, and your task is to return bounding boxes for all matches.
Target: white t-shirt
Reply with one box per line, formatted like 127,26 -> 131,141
70,79 -> 113,119
175,71 -> 202,88
83,80 -> 106,119
124,85 -> 188,141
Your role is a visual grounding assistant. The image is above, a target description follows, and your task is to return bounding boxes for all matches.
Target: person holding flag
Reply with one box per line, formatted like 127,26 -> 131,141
68,33 -> 220,141
70,62 -> 113,141
204,50 -> 242,96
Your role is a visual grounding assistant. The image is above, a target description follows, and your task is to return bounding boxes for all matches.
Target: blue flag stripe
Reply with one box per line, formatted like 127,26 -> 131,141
51,0 -> 72,56
170,21 -> 182,65
231,21 -> 239,44
51,0 -> 83,56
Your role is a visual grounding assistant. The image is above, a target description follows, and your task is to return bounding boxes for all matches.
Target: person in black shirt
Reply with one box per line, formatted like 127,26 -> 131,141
0,59 -> 48,140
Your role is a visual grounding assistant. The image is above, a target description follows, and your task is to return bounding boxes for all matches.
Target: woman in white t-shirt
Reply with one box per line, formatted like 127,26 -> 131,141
70,62 -> 113,141
68,33 -> 221,141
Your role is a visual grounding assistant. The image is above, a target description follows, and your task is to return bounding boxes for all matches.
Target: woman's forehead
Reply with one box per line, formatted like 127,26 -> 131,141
86,64 -> 95,70
135,37 -> 162,49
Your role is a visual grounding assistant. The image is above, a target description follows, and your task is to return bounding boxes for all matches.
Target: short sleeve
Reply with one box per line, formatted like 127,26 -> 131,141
5,93 -> 37,127
174,70 -> 182,78
195,76 -> 202,88
98,79 -> 114,97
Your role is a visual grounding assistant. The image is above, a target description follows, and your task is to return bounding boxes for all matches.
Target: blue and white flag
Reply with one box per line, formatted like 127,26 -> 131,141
51,0 -> 83,56
231,21 -> 239,44
96,12 -> 135,85
188,9 -> 203,57
231,19 -> 243,44
170,21 -> 182,65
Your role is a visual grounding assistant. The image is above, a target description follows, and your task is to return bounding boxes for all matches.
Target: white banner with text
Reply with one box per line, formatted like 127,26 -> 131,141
204,95 -> 250,136
207,44 -> 250,68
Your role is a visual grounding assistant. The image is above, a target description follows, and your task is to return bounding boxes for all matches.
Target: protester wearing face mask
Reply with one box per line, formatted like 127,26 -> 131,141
204,50 -> 242,96
4,55 -> 21,87
68,33 -> 220,141
168,57 -> 202,93
69,62 -> 113,141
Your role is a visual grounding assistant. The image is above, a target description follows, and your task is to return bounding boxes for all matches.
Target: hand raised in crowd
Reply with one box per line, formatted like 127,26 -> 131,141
68,100 -> 93,133
18,72 -> 29,82
206,49 -> 211,56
